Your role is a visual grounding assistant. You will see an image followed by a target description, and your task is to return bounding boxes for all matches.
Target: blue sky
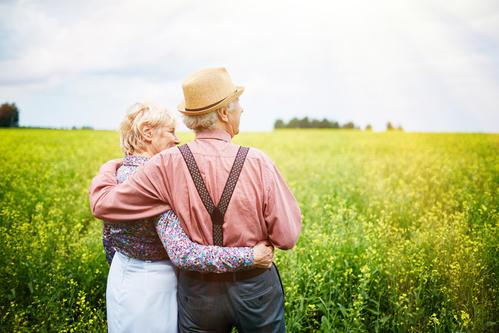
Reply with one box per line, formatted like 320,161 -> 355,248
0,0 -> 498,132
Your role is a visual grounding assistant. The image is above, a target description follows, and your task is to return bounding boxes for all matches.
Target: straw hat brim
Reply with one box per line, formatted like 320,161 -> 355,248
178,86 -> 244,116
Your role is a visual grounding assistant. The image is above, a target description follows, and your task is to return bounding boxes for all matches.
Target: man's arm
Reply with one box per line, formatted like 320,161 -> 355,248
89,155 -> 171,222
263,157 -> 302,250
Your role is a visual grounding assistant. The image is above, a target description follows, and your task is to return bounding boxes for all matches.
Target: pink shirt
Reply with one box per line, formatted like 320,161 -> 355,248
89,129 -> 301,249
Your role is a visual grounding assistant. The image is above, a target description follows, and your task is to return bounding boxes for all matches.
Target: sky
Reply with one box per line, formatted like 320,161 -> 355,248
0,0 -> 498,132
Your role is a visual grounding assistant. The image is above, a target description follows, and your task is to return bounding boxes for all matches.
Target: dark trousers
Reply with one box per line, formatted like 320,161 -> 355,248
177,265 -> 286,333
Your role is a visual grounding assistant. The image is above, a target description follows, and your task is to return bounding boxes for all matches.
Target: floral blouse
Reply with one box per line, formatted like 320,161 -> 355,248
102,155 -> 253,272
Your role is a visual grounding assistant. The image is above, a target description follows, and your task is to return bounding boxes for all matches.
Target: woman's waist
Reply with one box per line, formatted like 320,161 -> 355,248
114,243 -> 168,261
114,251 -> 174,270
112,237 -> 169,262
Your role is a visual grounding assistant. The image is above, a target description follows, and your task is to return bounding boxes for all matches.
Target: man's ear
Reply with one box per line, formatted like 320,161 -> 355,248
140,124 -> 154,142
216,107 -> 229,123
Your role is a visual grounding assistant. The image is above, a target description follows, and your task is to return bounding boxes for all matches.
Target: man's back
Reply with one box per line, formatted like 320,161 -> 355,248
161,129 -> 300,248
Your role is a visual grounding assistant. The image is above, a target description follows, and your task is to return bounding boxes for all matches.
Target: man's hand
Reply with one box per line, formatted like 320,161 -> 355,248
252,241 -> 274,268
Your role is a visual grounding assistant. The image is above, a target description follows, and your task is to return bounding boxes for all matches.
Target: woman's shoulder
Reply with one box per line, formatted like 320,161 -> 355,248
117,164 -> 137,183
116,155 -> 149,183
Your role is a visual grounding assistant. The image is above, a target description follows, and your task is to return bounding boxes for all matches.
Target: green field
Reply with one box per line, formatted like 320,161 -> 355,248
0,129 -> 497,332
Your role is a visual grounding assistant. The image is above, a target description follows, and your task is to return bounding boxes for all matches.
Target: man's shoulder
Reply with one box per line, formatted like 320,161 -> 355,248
140,146 -> 182,170
157,145 -> 182,159
245,146 -> 268,159
163,145 -> 183,155
243,146 -> 276,169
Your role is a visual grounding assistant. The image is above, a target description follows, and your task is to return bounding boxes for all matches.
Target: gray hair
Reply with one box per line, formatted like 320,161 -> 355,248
183,102 -> 236,131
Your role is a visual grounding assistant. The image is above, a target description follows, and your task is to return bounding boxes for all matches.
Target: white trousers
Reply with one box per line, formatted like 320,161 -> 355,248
106,251 -> 178,333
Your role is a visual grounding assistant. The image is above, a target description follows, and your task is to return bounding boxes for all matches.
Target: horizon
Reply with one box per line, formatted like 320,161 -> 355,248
4,125 -> 498,135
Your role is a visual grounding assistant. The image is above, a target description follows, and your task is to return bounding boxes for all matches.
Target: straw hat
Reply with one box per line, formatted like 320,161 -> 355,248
178,67 -> 244,116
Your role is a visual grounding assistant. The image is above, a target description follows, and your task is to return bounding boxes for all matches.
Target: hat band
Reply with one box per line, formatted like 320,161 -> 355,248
185,95 -> 229,112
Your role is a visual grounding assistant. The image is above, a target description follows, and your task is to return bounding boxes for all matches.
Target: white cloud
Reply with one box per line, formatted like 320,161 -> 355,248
0,0 -> 498,132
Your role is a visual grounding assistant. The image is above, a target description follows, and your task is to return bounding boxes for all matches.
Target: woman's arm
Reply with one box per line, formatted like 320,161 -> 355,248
102,223 -> 115,265
155,211 -> 256,273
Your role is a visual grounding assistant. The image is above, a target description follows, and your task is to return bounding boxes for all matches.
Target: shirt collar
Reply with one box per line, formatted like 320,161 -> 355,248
195,128 -> 232,142
123,155 -> 150,166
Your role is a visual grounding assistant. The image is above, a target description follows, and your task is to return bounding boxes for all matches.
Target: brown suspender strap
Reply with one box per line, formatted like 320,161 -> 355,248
178,144 -> 250,245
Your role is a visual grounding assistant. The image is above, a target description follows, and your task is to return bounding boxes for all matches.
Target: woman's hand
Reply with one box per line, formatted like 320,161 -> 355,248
252,241 -> 274,268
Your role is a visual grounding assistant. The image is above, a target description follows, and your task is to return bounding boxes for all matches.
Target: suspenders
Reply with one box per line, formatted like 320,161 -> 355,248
178,144 -> 250,246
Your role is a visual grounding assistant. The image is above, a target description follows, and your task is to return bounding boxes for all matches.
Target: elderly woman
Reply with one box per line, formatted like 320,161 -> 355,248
102,103 -> 273,333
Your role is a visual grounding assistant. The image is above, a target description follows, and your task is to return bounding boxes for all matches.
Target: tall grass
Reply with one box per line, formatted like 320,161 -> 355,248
0,129 -> 497,332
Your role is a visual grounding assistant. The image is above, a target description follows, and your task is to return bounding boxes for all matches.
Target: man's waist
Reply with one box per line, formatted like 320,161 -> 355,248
187,230 -> 264,247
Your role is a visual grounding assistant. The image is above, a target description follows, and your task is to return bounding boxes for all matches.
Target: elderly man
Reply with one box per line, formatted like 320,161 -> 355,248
89,67 -> 301,332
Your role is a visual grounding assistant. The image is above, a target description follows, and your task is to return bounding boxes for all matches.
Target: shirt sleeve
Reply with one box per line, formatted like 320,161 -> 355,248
89,155 -> 172,222
102,223 -> 115,265
155,211 -> 254,272
262,156 -> 302,250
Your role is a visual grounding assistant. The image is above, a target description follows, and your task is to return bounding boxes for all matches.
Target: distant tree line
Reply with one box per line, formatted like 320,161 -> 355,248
274,117 -> 360,129
1,101 -> 96,130
0,103 -> 19,127
71,126 -> 94,130
386,121 -> 403,131
274,117 -> 403,131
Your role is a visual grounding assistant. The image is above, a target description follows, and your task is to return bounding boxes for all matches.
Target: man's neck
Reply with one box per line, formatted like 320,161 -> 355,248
195,128 -> 232,142
215,122 -> 234,137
